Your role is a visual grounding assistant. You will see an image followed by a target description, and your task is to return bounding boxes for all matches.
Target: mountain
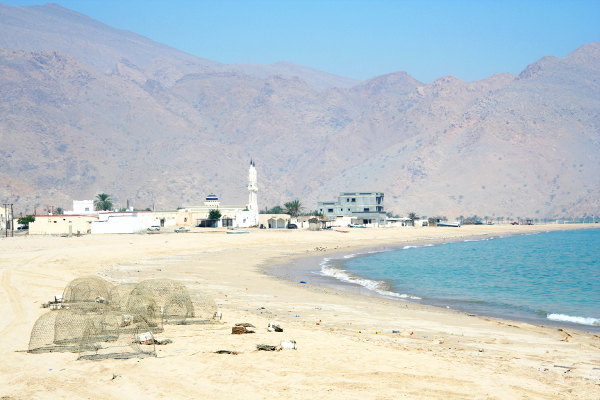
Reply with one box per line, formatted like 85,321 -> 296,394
0,3 -> 598,220
0,3 -> 360,90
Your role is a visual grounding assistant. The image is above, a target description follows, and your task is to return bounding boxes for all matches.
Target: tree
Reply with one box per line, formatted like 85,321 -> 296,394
18,215 -> 35,226
261,205 -> 285,214
284,200 -> 304,217
208,209 -> 222,220
94,193 -> 114,211
55,207 -> 64,215
407,212 -> 419,226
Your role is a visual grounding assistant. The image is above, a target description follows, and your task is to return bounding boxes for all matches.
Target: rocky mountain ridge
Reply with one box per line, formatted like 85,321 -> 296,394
0,3 -> 598,219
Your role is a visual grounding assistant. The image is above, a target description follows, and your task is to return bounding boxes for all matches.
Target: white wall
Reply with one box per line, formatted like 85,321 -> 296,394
91,212 -> 154,234
234,210 -> 259,228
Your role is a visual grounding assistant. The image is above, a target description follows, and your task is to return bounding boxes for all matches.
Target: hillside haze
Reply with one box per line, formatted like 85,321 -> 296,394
0,3 -> 598,220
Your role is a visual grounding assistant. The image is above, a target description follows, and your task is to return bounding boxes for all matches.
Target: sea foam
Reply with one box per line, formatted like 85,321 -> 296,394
321,265 -> 421,299
547,313 -> 600,326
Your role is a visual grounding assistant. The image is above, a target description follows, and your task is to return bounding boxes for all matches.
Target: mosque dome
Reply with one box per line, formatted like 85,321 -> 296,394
206,194 -> 219,201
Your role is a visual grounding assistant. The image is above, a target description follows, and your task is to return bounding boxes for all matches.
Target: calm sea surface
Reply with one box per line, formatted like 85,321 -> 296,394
321,228 -> 600,330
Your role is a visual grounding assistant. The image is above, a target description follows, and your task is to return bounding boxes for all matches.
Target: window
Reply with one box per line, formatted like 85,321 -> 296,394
346,198 -> 349,202
351,198 -> 356,202
364,208 -> 370,212
328,209 -> 334,213
85,207 -> 89,211
348,208 -> 351,211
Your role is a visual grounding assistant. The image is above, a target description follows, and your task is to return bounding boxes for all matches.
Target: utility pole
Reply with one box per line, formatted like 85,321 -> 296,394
10,204 -> 14,237
2,203 -> 6,238
3,203 -> 13,237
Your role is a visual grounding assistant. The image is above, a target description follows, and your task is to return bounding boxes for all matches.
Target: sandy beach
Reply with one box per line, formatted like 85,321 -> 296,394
1,224 -> 599,399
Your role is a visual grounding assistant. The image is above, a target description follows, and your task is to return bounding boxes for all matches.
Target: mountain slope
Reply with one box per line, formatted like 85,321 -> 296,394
0,3 -> 598,220
0,3 -> 359,90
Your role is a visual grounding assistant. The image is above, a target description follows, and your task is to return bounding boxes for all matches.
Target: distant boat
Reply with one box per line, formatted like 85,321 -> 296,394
437,222 -> 461,227
226,230 -> 250,234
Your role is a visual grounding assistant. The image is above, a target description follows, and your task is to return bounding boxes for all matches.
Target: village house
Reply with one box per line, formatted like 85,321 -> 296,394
317,192 -> 387,227
29,214 -> 98,235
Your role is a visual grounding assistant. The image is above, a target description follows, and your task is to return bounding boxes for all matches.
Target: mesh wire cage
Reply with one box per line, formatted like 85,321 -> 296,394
108,283 -> 137,308
190,290 -> 219,322
62,276 -> 114,304
77,319 -> 156,361
131,279 -> 195,325
117,291 -> 163,333
53,304 -> 110,349
28,311 -> 63,353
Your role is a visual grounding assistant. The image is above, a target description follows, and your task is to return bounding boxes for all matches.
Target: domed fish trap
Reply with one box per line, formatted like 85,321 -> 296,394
131,279 -> 194,325
108,283 -> 137,309
117,291 -> 163,332
190,290 -> 219,323
52,304 -> 110,351
28,312 -> 64,353
63,276 -> 114,305
77,320 -> 156,361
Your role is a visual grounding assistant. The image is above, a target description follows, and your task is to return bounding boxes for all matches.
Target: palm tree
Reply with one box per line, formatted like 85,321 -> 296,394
94,193 -> 114,211
407,212 -> 419,226
284,200 -> 304,217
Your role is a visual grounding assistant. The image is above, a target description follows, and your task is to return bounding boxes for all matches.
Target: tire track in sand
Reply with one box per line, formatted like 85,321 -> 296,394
0,254 -> 48,336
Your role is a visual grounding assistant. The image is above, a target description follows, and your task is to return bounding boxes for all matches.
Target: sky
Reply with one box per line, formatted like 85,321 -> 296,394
4,0 -> 600,83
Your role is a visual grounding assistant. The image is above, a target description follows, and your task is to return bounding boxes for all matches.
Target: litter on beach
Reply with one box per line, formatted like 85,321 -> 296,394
232,323 -> 255,334
139,332 -> 154,344
280,340 -> 297,350
268,322 -> 283,332
256,344 -> 279,351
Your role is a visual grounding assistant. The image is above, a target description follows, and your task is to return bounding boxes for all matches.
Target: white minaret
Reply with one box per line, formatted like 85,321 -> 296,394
247,160 -> 258,216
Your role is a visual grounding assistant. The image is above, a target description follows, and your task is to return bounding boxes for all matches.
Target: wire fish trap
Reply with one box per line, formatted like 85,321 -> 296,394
108,283 -> 137,309
77,321 -> 156,361
53,304 -> 111,348
62,276 -> 114,305
131,279 -> 195,325
117,292 -> 163,333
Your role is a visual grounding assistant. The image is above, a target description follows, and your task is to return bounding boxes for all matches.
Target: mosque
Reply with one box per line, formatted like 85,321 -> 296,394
153,161 -> 260,228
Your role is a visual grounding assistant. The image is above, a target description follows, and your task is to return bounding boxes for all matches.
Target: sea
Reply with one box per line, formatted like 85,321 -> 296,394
319,228 -> 600,332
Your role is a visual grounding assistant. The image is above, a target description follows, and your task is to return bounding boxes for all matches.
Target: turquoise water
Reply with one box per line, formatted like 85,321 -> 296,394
321,228 -> 600,330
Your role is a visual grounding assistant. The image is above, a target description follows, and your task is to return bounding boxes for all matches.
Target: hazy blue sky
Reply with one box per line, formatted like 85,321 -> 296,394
4,0 -> 600,83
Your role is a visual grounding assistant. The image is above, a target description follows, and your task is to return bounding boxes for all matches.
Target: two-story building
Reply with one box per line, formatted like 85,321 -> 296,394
318,192 -> 387,227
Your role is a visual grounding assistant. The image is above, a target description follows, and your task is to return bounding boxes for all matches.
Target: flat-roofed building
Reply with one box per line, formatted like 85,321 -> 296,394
91,211 -> 153,234
29,214 -> 98,235
318,192 -> 386,227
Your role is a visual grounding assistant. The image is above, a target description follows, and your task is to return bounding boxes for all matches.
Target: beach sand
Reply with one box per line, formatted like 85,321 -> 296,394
1,224 -> 599,399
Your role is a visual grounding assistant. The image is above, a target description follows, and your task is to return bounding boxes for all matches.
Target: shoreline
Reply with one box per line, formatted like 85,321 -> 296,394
2,224 -> 600,399
267,228 -> 600,334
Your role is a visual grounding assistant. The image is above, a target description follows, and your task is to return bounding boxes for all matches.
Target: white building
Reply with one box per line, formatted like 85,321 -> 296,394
178,160 -> 260,228
65,200 -> 97,216
91,211 -> 154,234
